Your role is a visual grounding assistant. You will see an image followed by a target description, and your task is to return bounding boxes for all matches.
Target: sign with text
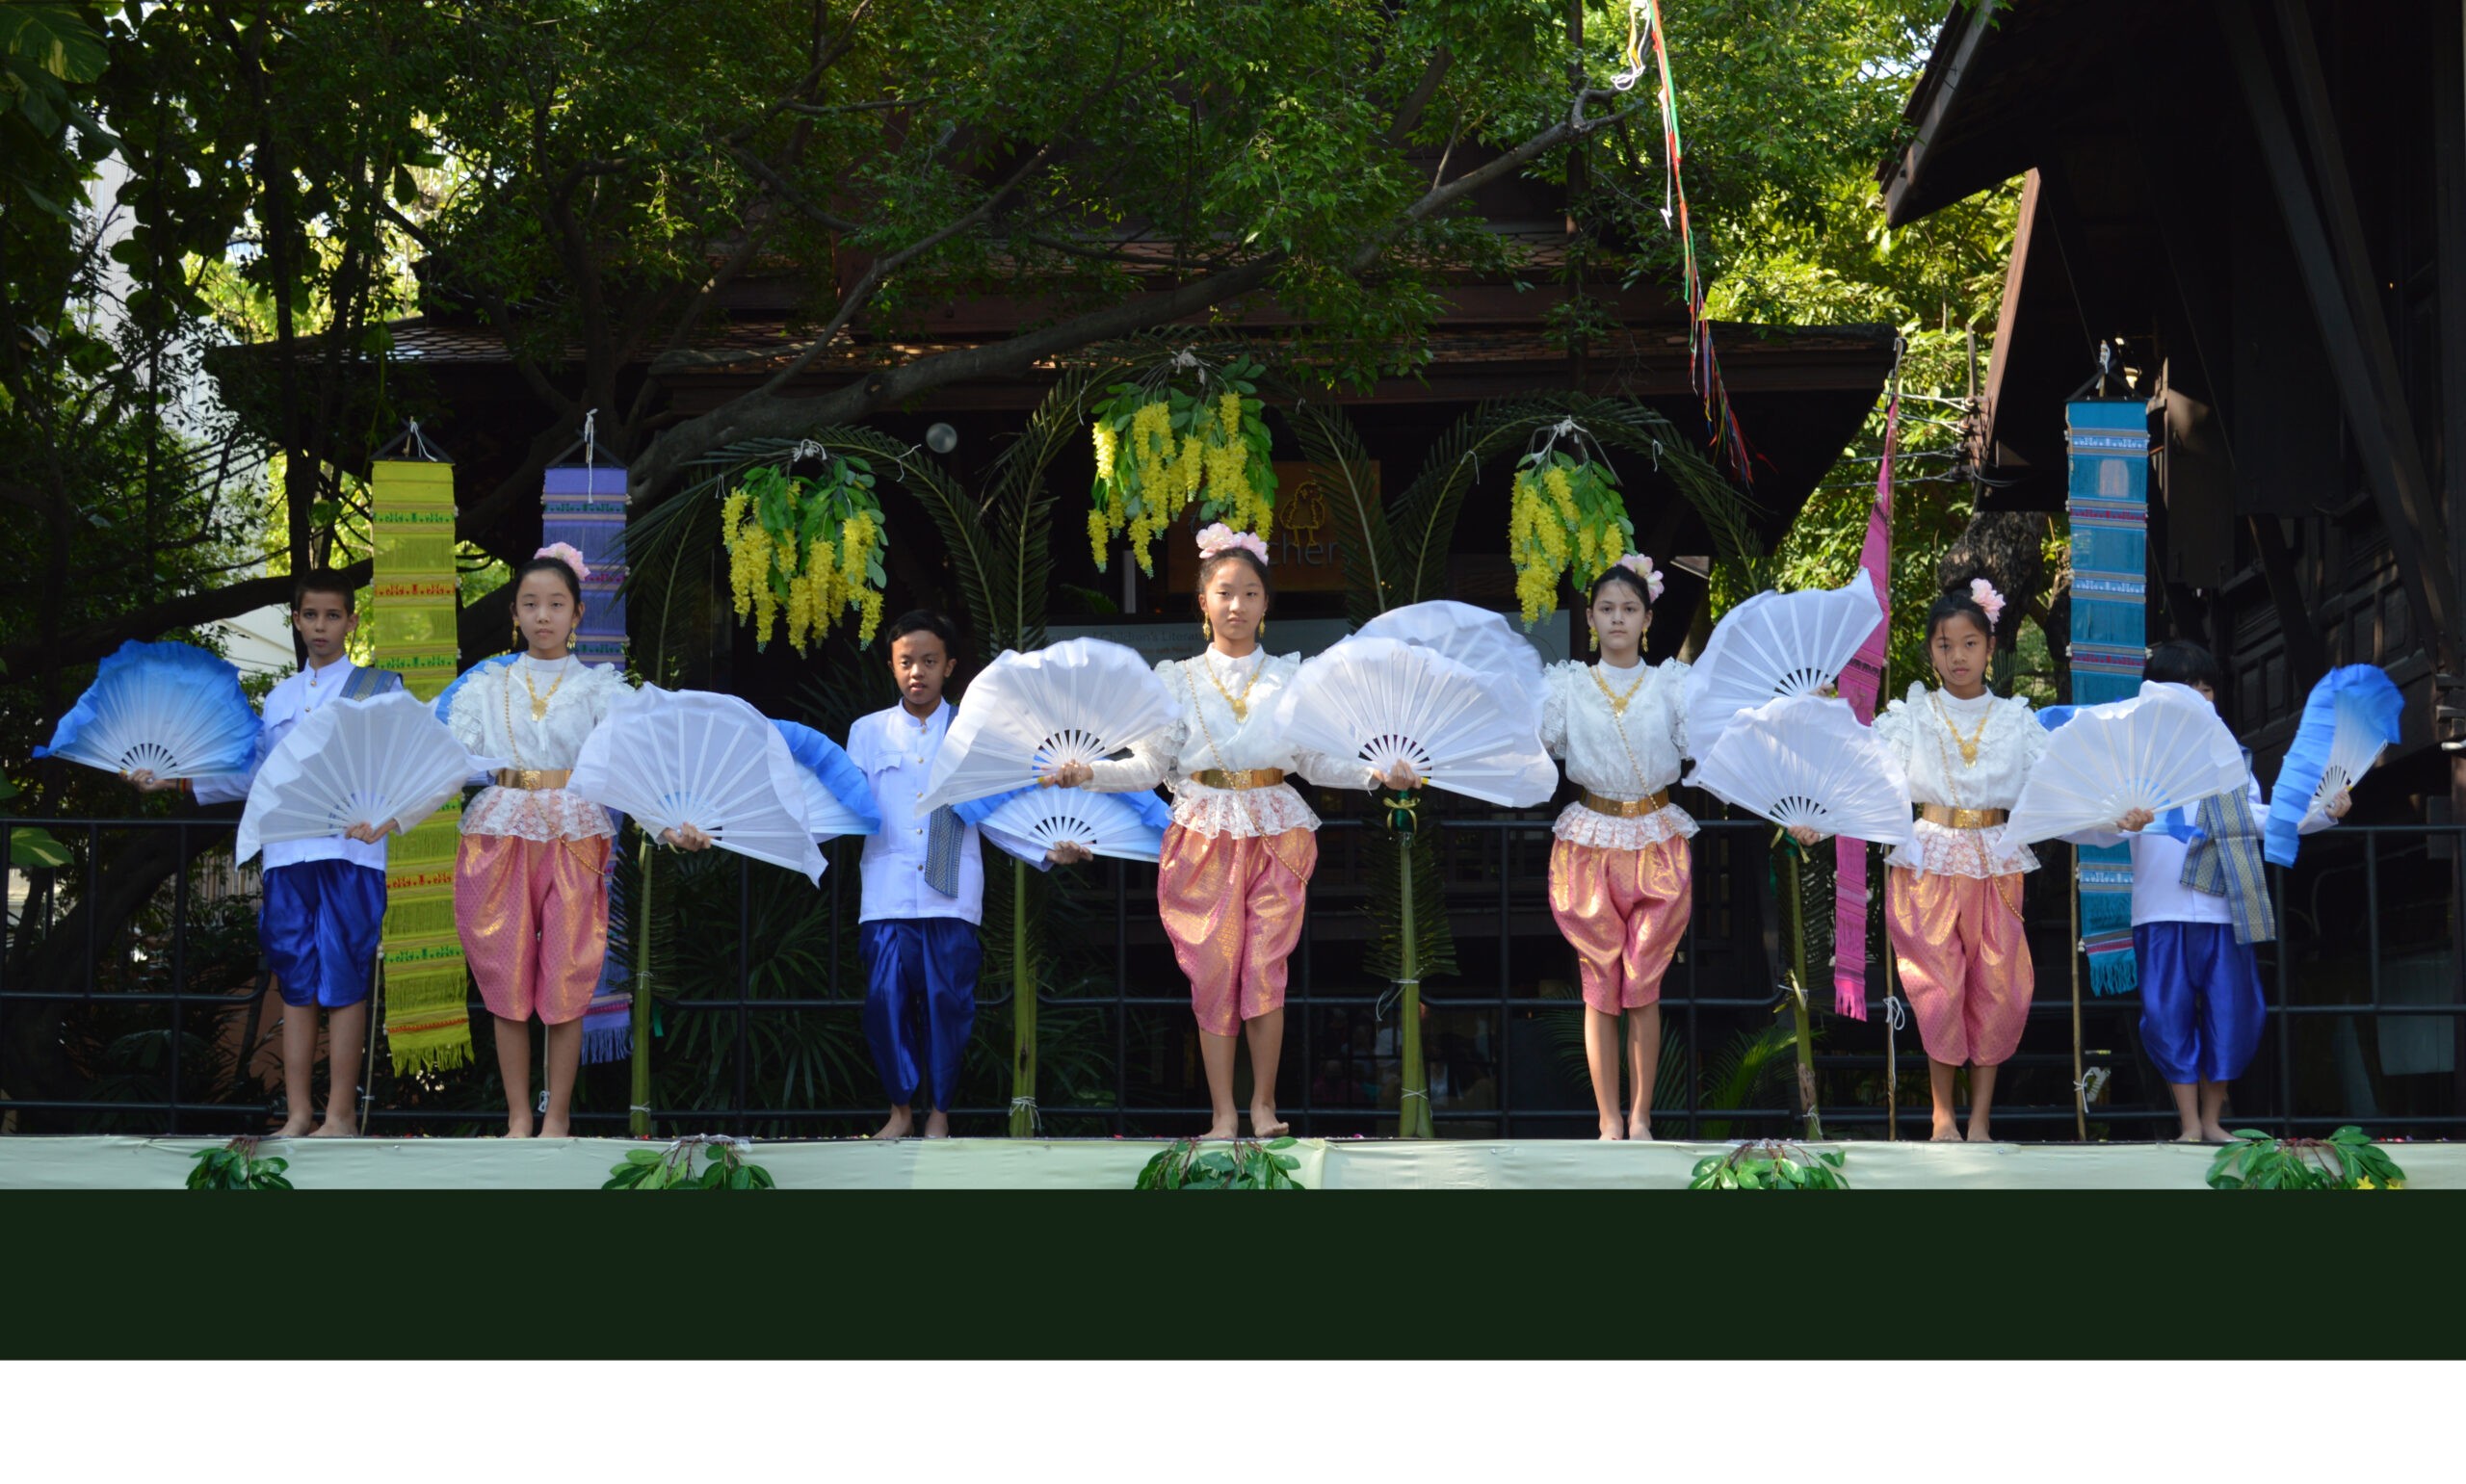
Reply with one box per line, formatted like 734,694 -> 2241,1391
1160,460 -> 1375,595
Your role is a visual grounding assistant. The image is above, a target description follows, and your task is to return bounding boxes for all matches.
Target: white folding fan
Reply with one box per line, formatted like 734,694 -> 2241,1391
919,637 -> 1181,811
1684,572 -> 1885,760
1273,636 -> 1557,807
2003,681 -> 2249,846
1687,692 -> 1917,849
234,690 -> 498,862
569,687 -> 825,883
34,638 -> 262,781
1355,600 -> 1549,716
958,786 -> 1173,864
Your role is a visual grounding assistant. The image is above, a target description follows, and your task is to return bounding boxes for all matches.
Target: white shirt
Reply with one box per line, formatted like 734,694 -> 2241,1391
1538,658 -> 1696,848
1085,650 -> 1377,838
447,653 -> 633,841
193,656 -> 388,872
847,701 -> 1044,924
2071,773 -> 2337,925
1869,682 -> 2051,876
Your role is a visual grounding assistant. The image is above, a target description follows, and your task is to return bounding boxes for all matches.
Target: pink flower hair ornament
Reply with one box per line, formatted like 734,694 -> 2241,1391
1195,523 -> 1270,564
1969,577 -> 2006,631
534,542 -> 591,584
1615,553 -> 1666,605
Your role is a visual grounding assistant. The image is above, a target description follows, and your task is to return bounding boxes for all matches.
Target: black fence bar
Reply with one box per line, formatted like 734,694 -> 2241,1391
5,814 -> 2461,1141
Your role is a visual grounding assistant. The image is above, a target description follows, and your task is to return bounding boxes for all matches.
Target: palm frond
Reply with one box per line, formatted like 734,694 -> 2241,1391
1279,394 -> 1395,627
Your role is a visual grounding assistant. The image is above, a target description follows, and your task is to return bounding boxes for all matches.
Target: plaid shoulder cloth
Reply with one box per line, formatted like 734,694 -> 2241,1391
2183,785 -> 2276,944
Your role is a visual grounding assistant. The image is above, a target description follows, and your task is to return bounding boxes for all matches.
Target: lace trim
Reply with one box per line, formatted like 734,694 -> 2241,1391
1550,800 -> 1698,849
459,787 -> 616,843
1166,780 -> 1322,840
1885,819 -> 2039,879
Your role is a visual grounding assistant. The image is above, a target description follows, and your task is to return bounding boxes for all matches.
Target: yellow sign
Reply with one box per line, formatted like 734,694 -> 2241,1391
1162,460 -> 1375,594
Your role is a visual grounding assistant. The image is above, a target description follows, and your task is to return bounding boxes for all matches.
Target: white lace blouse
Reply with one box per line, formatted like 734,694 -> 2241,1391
1868,681 -> 2050,877
447,654 -> 634,842
1082,650 -> 1380,838
1538,659 -> 1697,848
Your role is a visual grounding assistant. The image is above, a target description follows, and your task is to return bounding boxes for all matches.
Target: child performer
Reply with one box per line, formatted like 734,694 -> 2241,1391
1540,556 -> 1694,1141
1867,579 -> 2050,1142
1045,525 -> 1415,1140
136,570 -> 402,1137
448,544 -> 709,1137
2078,641 -> 2348,1142
847,611 -> 1089,1141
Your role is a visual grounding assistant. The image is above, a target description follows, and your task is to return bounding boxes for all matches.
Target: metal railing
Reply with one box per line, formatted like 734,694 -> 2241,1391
4,812 -> 2460,1140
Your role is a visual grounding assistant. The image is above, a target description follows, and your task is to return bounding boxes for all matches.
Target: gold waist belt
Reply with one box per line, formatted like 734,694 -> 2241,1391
494,768 -> 573,791
1191,768 -> 1286,791
1581,789 -> 1671,819
1919,805 -> 2006,829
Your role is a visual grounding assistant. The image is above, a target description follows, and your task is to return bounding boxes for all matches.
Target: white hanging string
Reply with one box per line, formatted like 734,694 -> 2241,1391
1008,1096 -> 1041,1134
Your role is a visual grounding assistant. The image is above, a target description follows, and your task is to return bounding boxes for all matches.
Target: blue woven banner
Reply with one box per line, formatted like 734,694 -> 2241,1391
2066,403 -> 2148,996
544,459 -> 633,1060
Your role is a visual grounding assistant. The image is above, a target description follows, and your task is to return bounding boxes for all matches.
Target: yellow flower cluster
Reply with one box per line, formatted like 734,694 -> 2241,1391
1507,455 -> 1632,625
1088,386 -> 1272,574
722,481 -> 885,654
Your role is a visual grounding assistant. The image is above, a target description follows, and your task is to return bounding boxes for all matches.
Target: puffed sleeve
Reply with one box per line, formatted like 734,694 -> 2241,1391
580,663 -> 633,725
1084,661 -> 1186,793
1291,743 -> 1380,791
1868,683 -> 1923,765
2009,697 -> 2051,768
448,668 -> 489,754
1662,658 -> 1692,758
1539,663 -> 1574,760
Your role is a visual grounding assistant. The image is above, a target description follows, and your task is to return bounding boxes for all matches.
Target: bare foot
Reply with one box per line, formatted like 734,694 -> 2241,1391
2173,1128 -> 2206,1144
1627,1112 -> 1654,1142
1249,1105 -> 1289,1139
1597,1114 -> 1624,1141
1965,1122 -> 1992,1144
309,1118 -> 358,1139
1929,1121 -> 1964,1142
2200,1122 -> 2236,1144
873,1107 -> 914,1140
505,1113 -> 536,1139
923,1110 -> 952,1139
275,1116 -> 313,1138
1200,1120 -> 1239,1140
539,1114 -> 569,1138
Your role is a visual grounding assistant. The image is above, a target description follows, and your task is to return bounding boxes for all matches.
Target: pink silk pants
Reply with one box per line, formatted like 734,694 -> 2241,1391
1157,823 -> 1317,1037
1887,865 -> 2033,1066
1548,836 -> 1693,1013
455,833 -> 612,1026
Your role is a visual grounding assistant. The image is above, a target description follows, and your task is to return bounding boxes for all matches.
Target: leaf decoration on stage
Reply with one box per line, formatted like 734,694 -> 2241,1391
185,1137 -> 294,1191
2204,1126 -> 2405,1191
603,1134 -> 777,1191
721,455 -> 886,652
1687,1140 -> 1849,1190
1134,1136 -> 1306,1190
1087,351 -> 1276,574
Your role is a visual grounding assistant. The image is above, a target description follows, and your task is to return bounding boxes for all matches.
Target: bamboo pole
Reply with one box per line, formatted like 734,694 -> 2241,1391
1396,825 -> 1432,1138
1781,836 -> 1823,1141
2071,849 -> 2087,1141
630,833 -> 653,1138
1009,855 -> 1038,1138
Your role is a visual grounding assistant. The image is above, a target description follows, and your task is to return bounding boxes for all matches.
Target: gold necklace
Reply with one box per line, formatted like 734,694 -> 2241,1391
521,659 -> 569,721
1930,690 -> 1992,768
1201,649 -> 1260,722
1589,663 -> 1649,716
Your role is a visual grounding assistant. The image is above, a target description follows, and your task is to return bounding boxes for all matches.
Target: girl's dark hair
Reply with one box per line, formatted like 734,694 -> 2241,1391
2144,638 -> 2223,691
1924,587 -> 1994,645
1195,547 -> 1274,608
1587,565 -> 1656,609
513,554 -> 585,605
886,609 -> 959,655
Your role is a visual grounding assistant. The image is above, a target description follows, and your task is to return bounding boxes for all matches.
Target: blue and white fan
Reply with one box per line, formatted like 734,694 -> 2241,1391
956,785 -> 1173,864
2266,664 -> 2402,866
569,686 -> 824,884
772,719 -> 881,842
35,639 -> 260,780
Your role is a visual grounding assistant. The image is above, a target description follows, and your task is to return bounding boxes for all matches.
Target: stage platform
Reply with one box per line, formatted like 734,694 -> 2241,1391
3,1135 -> 2461,1190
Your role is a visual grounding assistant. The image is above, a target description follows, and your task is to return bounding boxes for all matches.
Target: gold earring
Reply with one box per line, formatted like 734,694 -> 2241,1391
511,617 -> 522,649
1201,615 -> 1213,642
1588,627 -> 1599,652
1256,618 -> 1265,641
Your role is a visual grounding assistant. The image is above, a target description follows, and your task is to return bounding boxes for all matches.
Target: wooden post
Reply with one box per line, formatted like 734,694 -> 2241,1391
1009,855 -> 1038,1138
1397,834 -> 1432,1138
1781,837 -> 1823,1141
630,833 -> 653,1138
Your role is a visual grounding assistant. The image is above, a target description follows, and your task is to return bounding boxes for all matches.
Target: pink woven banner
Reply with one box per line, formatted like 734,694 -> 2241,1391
1830,395 -> 1896,1018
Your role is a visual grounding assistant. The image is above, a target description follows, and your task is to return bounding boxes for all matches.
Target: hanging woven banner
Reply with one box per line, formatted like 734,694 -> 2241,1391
2065,399 -> 2150,996
542,434 -> 633,1064
372,444 -> 474,1073
1830,390 -> 1896,1019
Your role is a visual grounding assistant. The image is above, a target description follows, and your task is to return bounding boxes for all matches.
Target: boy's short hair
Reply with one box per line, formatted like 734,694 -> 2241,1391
2144,638 -> 2223,691
293,569 -> 356,613
886,610 -> 959,655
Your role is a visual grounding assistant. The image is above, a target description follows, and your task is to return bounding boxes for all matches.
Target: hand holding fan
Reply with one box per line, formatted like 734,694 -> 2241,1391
1273,636 -> 1556,807
235,690 -> 498,862
920,638 -> 1181,811
35,639 -> 261,781
2265,664 -> 2401,865
570,687 -> 825,883
1687,693 -> 1916,848
1684,573 -> 1884,760
1355,600 -> 1548,715
2003,682 -> 2248,846
957,785 -> 1173,863
772,719 -> 881,841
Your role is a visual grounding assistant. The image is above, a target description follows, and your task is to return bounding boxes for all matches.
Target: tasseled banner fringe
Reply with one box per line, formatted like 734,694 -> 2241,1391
580,998 -> 633,1067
